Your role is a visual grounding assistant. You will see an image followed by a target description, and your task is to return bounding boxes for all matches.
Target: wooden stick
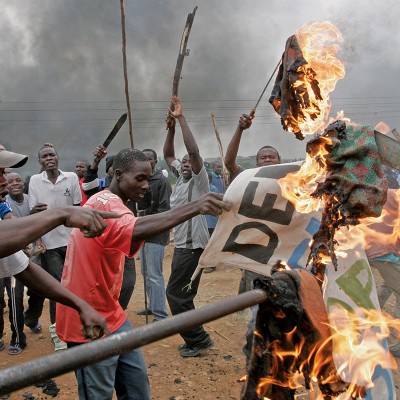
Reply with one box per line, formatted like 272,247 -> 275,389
211,112 -> 229,185
120,0 -> 134,148
392,128 -> 400,142
170,7 -> 198,112
204,324 -> 230,341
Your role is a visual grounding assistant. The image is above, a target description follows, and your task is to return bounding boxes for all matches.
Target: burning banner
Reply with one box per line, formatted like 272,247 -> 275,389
193,163 -> 396,399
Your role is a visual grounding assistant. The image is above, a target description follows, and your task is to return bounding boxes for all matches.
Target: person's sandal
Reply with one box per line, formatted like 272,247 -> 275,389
7,345 -> 23,355
0,338 -> 5,352
29,322 -> 42,334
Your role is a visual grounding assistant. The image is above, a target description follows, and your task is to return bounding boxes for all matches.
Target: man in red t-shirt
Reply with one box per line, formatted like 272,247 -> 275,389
56,148 -> 229,400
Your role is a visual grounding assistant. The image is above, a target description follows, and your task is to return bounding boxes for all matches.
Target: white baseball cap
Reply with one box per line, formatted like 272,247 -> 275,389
0,145 -> 28,168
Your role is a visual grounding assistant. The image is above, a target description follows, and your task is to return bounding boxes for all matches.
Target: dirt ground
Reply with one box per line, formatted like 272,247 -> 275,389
1,244 -> 399,399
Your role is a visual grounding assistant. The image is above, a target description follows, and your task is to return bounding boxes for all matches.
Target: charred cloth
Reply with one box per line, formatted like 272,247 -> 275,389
269,35 -> 322,140
306,120 -> 388,281
240,268 -> 362,400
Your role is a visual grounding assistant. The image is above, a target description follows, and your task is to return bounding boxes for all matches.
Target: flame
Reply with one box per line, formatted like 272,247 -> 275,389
374,121 -> 391,135
278,136 -> 332,213
278,110 -> 358,214
355,190 -> 400,253
328,307 -> 398,388
249,305 -> 398,399
290,21 -> 345,137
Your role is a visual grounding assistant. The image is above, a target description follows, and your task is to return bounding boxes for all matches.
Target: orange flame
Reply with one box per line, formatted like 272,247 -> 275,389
328,307 -> 398,388
356,189 -> 400,251
293,21 -> 345,137
250,306 -> 398,399
278,136 -> 332,213
374,121 -> 391,135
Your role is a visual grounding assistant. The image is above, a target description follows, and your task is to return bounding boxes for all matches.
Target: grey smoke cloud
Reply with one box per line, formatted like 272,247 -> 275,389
0,0 -> 399,177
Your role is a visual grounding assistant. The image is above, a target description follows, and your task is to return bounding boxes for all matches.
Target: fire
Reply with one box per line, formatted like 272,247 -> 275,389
278,136 -> 332,213
294,21 -> 345,137
356,189 -> 400,249
278,111 -> 358,216
249,305 -> 398,399
374,121 -> 391,135
328,307 -> 398,388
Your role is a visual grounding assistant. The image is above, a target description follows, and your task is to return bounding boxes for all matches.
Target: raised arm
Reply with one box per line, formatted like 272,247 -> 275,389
169,96 -> 203,175
225,114 -> 252,181
90,144 -> 107,171
163,115 -> 177,168
83,144 -> 108,198
0,207 -> 120,258
131,192 -> 231,246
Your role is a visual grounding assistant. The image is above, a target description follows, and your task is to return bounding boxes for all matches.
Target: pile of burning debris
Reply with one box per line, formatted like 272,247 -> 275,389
240,266 -> 365,400
241,118 -> 389,399
241,20 -> 397,399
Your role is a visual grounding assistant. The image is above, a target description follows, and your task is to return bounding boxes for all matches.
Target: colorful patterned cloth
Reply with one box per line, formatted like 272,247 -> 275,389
313,121 -> 388,219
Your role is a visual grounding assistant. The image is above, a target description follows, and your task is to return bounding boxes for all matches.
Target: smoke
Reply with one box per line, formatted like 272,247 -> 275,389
0,0 -> 399,177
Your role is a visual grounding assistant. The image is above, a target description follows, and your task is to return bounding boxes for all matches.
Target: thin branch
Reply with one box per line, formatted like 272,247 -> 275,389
211,112 -> 229,185
120,0 -> 134,148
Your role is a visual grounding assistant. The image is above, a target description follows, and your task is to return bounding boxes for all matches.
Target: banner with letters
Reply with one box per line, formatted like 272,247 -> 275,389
194,162 -> 396,399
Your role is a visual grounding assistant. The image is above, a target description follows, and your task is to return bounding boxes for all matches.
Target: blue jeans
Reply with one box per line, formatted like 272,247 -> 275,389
69,319 -> 150,400
140,243 -> 168,320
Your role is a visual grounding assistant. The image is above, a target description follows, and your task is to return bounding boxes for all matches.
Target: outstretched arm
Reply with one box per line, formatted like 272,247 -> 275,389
225,114 -> 252,181
169,96 -> 203,175
0,207 -> 120,258
131,192 -> 231,246
16,261 -> 110,340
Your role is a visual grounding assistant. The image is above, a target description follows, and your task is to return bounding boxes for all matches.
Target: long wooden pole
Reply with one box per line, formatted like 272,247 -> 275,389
120,0 -> 134,148
170,7 -> 198,111
211,112 -> 228,185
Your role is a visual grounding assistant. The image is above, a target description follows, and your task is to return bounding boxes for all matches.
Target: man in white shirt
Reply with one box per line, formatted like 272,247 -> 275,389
28,144 -> 82,350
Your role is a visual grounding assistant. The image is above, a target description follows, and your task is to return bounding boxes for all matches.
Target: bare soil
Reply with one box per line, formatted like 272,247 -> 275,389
1,244 -> 399,399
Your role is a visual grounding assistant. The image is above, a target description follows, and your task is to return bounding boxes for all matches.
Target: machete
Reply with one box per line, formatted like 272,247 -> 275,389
375,130 -> 400,171
103,113 -> 127,148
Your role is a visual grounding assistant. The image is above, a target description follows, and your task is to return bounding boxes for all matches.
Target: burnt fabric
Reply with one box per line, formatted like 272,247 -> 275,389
240,269 -> 351,400
269,35 -> 322,140
307,121 -> 388,276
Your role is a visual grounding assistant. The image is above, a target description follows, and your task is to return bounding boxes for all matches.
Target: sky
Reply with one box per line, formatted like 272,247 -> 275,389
1,0 -> 400,176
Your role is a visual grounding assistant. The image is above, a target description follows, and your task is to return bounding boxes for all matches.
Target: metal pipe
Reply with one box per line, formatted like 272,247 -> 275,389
0,289 -> 268,395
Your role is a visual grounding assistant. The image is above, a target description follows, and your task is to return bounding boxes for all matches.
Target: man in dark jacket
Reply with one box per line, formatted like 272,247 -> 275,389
136,149 -> 172,321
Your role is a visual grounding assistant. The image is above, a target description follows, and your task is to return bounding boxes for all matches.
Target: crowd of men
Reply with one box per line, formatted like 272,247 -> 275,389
1,95 -> 398,400
0,96 -> 248,399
